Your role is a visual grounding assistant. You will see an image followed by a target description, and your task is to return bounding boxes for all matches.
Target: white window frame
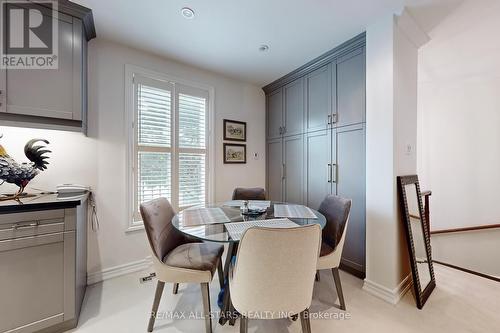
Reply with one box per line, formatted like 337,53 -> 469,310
125,64 -> 215,232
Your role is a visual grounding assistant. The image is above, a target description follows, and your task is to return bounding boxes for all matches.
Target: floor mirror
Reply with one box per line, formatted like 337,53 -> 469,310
397,175 -> 436,309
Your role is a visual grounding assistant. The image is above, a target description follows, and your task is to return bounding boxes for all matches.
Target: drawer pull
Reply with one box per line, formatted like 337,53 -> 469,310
12,221 -> 40,230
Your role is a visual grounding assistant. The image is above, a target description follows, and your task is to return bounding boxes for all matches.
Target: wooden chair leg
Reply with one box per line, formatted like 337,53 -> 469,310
147,281 -> 165,332
332,267 -> 346,310
172,283 -> 179,294
300,309 -> 311,333
315,270 -> 320,282
217,259 -> 224,290
201,283 -> 212,333
240,315 -> 248,333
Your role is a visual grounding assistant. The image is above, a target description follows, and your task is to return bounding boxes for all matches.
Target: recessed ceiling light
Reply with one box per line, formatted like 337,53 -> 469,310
181,7 -> 195,19
259,45 -> 269,52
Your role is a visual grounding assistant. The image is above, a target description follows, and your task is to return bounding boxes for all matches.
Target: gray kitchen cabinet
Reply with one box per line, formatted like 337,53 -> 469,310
0,1 -> 96,132
305,129 -> 332,210
283,78 -> 304,136
267,138 -> 283,202
267,89 -> 283,140
5,14 -> 83,121
335,47 -> 365,128
264,33 -> 366,278
0,194 -> 88,333
283,134 -> 304,205
335,124 -> 366,276
305,64 -> 332,133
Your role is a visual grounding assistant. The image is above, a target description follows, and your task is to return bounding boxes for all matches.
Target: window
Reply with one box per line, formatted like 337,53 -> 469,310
126,66 -> 213,228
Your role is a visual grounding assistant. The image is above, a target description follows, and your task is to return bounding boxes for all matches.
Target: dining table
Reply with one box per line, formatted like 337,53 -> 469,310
172,200 -> 327,326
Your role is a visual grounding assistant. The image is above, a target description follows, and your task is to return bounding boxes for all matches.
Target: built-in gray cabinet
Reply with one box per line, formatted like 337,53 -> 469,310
283,134 -> 304,204
0,1 -> 95,132
305,64 -> 332,133
267,138 -> 283,202
4,14 -> 83,121
267,89 -> 283,140
264,33 -> 366,278
284,78 -> 304,137
336,48 -> 365,127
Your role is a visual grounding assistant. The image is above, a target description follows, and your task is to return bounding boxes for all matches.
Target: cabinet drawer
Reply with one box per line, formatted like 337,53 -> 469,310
0,218 -> 65,241
0,209 -> 64,225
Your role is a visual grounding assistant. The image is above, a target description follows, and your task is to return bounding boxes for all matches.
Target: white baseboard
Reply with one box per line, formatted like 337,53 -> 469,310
87,256 -> 153,285
362,274 -> 412,304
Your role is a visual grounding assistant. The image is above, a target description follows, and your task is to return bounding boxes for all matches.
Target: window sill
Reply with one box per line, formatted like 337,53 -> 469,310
126,223 -> 145,233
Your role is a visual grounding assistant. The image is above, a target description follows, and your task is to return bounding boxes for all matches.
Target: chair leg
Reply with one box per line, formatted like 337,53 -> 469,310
172,283 -> 179,295
200,283 -> 212,333
217,259 -> 224,290
300,309 -> 311,333
332,267 -> 346,310
240,315 -> 248,333
315,270 -> 320,282
147,281 -> 165,332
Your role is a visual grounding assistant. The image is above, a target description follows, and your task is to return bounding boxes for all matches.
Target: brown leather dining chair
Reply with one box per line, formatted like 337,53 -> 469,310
140,198 -> 224,333
232,187 -> 267,200
316,195 -> 352,310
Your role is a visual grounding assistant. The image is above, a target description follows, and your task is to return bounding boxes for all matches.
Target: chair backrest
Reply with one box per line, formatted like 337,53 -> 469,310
232,187 -> 266,200
140,198 -> 186,261
318,195 -> 352,251
230,224 -> 321,318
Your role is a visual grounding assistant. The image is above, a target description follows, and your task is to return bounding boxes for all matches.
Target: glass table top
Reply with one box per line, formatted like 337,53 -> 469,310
172,201 -> 326,243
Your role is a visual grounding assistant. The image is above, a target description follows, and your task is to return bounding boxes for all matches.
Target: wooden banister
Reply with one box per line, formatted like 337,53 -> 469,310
431,224 -> 500,235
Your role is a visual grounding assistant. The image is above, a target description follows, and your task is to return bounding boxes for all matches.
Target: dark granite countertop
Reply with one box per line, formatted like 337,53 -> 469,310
0,192 -> 89,214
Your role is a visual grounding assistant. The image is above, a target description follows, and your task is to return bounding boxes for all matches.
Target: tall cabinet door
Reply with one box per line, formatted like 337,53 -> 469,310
267,138 -> 283,202
335,124 -> 366,276
305,130 -> 333,210
267,89 -> 283,139
283,78 -> 304,136
5,14 -> 83,120
0,68 -> 5,113
335,48 -> 365,127
305,65 -> 332,133
283,134 -> 304,205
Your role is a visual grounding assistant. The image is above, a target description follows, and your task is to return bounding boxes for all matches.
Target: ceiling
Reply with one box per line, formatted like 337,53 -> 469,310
74,0 -> 449,86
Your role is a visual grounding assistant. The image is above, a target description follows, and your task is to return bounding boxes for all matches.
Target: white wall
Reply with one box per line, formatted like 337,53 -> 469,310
417,0 -> 500,276
364,10 -> 424,303
0,38 -> 266,278
417,0 -> 500,231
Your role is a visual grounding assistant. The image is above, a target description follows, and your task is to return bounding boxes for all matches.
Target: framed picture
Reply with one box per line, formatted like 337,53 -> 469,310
223,143 -> 246,164
223,119 -> 246,142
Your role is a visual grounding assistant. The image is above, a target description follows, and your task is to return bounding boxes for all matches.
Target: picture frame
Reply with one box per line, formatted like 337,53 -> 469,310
223,143 -> 246,164
223,119 -> 246,142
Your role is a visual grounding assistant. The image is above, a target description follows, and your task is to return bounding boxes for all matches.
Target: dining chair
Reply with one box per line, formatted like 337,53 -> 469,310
316,195 -> 352,311
231,187 -> 267,200
230,224 -> 321,333
140,198 -> 224,333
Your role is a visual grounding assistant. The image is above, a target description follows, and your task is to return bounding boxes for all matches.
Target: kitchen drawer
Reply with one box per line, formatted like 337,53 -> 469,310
0,209 -> 64,225
0,218 -> 65,241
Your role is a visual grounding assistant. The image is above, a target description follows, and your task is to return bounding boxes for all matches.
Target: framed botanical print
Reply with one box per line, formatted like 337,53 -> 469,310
223,119 -> 246,142
223,143 -> 246,164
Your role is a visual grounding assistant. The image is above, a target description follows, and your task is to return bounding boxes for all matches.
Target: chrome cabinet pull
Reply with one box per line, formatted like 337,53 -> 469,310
327,114 -> 332,125
282,163 -> 286,179
332,114 -> 338,124
332,164 -> 337,183
11,221 -> 39,230
327,164 -> 332,183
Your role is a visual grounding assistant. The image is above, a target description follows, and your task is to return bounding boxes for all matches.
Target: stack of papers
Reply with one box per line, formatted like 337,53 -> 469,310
274,204 -> 317,219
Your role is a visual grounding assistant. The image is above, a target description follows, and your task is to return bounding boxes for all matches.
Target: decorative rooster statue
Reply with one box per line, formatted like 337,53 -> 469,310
0,134 -> 51,201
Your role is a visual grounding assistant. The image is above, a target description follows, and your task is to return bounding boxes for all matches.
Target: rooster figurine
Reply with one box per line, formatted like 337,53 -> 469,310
0,134 -> 51,201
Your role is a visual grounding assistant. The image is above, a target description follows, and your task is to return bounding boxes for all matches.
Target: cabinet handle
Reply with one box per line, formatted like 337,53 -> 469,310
327,164 -> 332,183
11,221 -> 39,230
279,126 -> 283,135
283,126 -> 286,134
282,163 -> 286,179
332,114 -> 338,124
327,115 -> 332,125
332,164 -> 337,183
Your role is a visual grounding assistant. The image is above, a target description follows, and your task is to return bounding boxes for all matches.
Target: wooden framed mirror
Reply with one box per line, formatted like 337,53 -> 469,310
397,175 -> 436,309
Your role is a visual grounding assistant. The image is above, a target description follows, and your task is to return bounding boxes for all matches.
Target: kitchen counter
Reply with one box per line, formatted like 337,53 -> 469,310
0,192 -> 89,214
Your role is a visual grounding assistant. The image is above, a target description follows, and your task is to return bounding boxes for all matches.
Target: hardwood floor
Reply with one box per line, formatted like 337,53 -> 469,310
70,264 -> 500,332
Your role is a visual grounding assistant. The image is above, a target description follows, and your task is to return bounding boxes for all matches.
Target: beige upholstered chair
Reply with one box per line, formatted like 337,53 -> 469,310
230,224 -> 321,333
316,195 -> 352,310
232,187 -> 267,200
140,198 -> 224,333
